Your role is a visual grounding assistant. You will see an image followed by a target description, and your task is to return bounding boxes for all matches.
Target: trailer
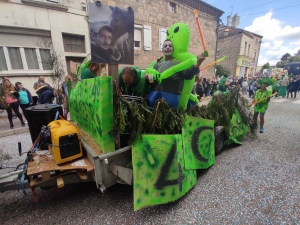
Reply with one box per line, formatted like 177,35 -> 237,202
0,76 -> 226,210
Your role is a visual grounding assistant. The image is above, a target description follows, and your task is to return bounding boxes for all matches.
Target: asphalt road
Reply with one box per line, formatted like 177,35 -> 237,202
0,96 -> 300,224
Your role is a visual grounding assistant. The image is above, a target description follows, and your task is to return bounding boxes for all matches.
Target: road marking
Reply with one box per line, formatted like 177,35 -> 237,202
292,100 -> 300,104
273,99 -> 288,103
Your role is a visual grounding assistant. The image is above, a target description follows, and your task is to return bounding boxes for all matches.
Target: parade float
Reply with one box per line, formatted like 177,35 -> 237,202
0,5 -> 255,211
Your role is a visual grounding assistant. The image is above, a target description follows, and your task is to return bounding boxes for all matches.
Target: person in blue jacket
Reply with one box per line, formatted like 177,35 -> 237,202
15,82 -> 33,121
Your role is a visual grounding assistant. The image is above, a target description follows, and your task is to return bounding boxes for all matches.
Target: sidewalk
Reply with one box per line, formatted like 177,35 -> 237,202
0,110 -> 29,138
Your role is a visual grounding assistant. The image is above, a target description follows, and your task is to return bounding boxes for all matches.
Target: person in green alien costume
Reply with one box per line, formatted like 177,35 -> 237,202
145,23 -> 203,111
252,77 -> 274,133
217,74 -> 230,94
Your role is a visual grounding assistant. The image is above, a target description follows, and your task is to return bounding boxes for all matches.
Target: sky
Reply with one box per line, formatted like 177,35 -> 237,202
203,0 -> 300,66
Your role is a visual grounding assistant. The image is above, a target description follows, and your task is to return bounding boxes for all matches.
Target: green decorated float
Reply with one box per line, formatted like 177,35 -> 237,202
0,17 -> 255,211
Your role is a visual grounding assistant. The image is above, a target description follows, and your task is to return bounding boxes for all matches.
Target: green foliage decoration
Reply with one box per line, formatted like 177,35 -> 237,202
113,87 -> 256,145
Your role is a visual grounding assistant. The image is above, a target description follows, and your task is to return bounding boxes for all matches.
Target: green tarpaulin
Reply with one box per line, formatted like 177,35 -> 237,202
224,110 -> 248,145
132,134 -> 197,211
69,77 -> 115,153
182,116 -> 215,170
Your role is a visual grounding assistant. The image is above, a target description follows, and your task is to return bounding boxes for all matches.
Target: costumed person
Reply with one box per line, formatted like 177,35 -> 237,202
278,76 -> 289,98
252,78 -> 274,133
272,77 -> 280,97
15,82 -> 33,122
146,39 -> 205,109
217,74 -> 230,94
145,23 -> 203,110
1,78 -> 25,129
81,62 -> 106,80
118,66 -> 148,98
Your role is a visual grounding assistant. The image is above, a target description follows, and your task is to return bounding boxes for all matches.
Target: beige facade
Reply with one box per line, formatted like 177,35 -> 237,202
0,0 -> 223,94
217,26 -> 263,78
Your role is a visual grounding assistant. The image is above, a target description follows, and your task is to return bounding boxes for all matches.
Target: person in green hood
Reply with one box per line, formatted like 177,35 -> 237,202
118,66 -> 148,98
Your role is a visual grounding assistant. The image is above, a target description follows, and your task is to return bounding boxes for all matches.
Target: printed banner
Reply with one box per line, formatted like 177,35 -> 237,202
132,134 -> 197,211
69,76 -> 115,153
182,116 -> 215,170
224,110 -> 248,145
88,3 -> 134,64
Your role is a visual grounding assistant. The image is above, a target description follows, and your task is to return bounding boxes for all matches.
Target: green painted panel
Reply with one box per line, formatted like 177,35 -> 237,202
182,116 -> 215,170
224,110 -> 248,145
69,77 -> 115,153
132,134 -> 197,211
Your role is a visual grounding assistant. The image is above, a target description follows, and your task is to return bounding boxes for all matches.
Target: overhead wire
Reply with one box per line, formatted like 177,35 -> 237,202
240,3 -> 300,17
237,0 -> 280,13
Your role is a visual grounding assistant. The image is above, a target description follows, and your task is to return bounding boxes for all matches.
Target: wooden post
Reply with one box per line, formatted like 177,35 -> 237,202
108,64 -> 121,150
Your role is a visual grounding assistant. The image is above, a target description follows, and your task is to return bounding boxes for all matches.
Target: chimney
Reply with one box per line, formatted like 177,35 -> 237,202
232,13 -> 240,28
227,15 -> 231,27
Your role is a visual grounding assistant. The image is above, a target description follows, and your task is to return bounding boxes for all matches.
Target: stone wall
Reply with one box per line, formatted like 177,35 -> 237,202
99,0 -> 219,78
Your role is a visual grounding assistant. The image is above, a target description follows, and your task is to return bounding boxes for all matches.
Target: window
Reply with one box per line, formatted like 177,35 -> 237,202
244,42 -> 247,55
248,44 -> 250,57
0,47 -> 8,71
24,48 -> 39,69
8,47 -> 23,69
134,28 -> 142,49
252,51 -> 257,62
62,34 -> 85,53
170,2 -> 177,13
40,49 -> 53,70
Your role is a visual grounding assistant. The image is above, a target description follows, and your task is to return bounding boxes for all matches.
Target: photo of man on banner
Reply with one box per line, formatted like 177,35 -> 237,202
88,3 -> 134,64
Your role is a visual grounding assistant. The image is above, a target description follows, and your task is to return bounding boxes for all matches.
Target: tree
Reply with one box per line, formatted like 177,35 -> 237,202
261,62 -> 270,71
276,61 -> 284,68
276,55 -> 300,68
36,38 -> 65,91
281,53 -> 291,61
215,65 -> 230,76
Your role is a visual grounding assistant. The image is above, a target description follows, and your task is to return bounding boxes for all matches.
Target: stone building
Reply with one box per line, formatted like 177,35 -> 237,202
0,0 -> 223,93
217,14 -> 263,78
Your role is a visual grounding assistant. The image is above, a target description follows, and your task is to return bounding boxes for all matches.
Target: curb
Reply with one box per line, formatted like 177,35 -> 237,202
0,127 -> 29,138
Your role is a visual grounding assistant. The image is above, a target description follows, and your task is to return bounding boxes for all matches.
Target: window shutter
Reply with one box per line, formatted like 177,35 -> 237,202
159,28 -> 167,51
143,25 -> 152,51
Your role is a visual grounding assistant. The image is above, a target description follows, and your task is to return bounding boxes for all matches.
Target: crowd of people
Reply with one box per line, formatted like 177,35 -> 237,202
194,73 -> 300,101
0,76 -> 60,129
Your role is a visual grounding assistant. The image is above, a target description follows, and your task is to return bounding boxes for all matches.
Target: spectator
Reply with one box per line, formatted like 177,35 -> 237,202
81,63 -> 106,80
33,76 -> 51,90
15,82 -> 33,122
241,78 -> 248,95
36,86 -> 56,104
195,78 -> 204,101
1,78 -> 25,129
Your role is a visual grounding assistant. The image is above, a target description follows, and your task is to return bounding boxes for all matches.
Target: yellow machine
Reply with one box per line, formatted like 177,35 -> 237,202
48,120 -> 82,164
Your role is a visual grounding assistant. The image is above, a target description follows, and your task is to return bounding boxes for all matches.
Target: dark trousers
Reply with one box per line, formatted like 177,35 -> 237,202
249,89 -> 254,98
20,103 -> 30,120
6,102 -> 24,125
287,91 -> 296,98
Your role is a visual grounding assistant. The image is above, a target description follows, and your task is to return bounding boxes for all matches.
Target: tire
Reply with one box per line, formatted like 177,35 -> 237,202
215,131 -> 225,155
40,185 -> 55,190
